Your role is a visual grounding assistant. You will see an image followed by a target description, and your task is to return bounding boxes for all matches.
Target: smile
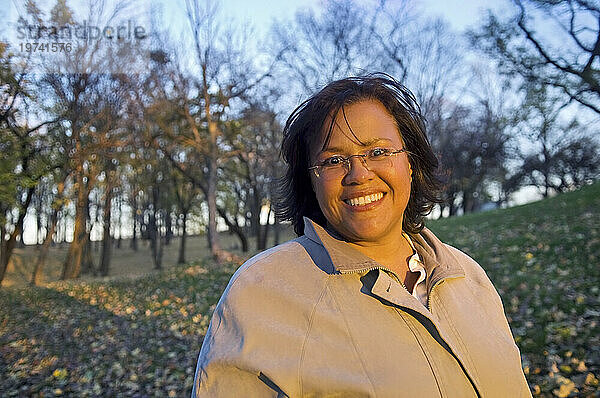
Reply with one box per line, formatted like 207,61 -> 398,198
343,192 -> 384,206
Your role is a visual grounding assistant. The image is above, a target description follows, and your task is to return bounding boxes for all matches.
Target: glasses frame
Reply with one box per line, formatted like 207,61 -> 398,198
308,147 -> 407,178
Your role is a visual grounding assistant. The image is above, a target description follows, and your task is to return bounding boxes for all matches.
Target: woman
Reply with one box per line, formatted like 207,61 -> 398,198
192,74 -> 531,397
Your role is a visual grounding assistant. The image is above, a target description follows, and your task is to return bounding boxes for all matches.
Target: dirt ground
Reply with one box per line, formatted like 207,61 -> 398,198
2,227 -> 295,288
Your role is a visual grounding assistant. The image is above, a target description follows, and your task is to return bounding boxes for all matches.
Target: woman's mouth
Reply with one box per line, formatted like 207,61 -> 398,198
343,192 -> 384,206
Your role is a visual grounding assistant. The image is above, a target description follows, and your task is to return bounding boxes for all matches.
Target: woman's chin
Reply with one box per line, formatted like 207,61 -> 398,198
337,220 -> 401,244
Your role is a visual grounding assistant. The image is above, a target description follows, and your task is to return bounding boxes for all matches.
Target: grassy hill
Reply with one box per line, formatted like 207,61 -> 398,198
428,183 -> 600,397
1,183 -> 599,397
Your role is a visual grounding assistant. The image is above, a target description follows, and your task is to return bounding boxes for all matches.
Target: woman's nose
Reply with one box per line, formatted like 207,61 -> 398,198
342,156 -> 374,184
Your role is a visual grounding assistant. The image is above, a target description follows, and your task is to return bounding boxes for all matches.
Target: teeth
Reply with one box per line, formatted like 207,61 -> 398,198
345,192 -> 383,206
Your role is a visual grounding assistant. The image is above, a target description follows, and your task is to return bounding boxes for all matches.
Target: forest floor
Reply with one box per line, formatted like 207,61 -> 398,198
1,223 -> 295,288
1,183 -> 598,397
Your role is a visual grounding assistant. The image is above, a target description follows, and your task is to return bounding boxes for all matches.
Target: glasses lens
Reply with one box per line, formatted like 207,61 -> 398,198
318,163 -> 347,180
365,155 -> 392,170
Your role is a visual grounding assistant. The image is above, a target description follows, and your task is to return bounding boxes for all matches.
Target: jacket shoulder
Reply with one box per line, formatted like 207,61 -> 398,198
443,243 -> 497,290
228,236 -> 328,289
215,237 -> 332,322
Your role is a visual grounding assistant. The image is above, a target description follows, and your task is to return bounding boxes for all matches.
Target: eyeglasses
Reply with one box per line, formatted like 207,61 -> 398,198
308,147 -> 407,179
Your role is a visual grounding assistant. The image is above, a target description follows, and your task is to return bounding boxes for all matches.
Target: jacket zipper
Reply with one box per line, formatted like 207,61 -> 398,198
339,266 -> 409,291
426,279 -> 444,311
424,278 -> 481,398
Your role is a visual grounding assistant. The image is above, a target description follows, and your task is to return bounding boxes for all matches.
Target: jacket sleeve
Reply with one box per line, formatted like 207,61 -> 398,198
192,280 -> 287,398
191,253 -> 307,398
191,286 -> 288,397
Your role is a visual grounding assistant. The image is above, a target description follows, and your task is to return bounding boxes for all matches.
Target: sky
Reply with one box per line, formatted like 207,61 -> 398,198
217,0 -> 503,31
153,0 -> 507,37
3,0 -> 508,37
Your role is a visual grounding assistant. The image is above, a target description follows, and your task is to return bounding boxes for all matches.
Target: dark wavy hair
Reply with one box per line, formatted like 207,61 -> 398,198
276,73 -> 442,236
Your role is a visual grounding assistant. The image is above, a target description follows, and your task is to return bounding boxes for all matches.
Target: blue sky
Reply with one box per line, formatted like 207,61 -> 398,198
4,0 -> 510,47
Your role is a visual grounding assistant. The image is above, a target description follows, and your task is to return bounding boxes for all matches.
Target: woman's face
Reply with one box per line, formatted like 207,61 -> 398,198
309,99 -> 412,244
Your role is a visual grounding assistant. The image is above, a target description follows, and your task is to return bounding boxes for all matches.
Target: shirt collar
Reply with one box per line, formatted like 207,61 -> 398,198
302,217 -> 465,284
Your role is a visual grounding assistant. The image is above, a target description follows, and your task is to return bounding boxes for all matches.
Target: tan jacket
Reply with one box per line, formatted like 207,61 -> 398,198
192,218 -> 532,397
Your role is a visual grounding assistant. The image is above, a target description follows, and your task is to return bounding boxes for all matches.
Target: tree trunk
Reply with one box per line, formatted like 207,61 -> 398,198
449,202 -> 457,217
150,186 -> 163,270
36,198 -> 42,245
62,166 -> 87,280
18,228 -> 25,248
0,186 -> 35,286
178,211 -> 187,264
273,216 -> 280,246
99,185 -> 113,277
0,224 -> 5,270
206,151 -> 220,257
250,189 -> 261,239
31,180 -> 65,286
462,190 -> 473,214
257,204 -> 272,250
131,190 -> 138,251
31,209 -> 58,286
217,207 -> 248,252
118,194 -> 123,249
203,65 -> 221,258
81,189 -> 95,275
165,210 -> 172,245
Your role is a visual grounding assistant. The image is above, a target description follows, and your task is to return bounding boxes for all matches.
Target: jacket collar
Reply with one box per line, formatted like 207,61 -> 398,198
303,217 -> 465,286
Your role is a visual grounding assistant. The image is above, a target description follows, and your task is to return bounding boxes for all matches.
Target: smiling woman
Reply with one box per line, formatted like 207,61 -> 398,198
191,74 -> 532,397
309,101 -> 413,258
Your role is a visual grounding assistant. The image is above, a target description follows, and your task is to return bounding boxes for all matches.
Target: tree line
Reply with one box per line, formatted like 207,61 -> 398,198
1,0 -> 598,286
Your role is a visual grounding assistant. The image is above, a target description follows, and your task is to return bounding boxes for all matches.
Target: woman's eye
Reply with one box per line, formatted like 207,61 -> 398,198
323,156 -> 344,166
370,148 -> 389,158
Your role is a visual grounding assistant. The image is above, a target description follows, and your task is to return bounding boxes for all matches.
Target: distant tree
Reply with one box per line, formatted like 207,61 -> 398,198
0,39 -> 61,285
172,172 -> 201,264
427,65 -> 514,215
220,100 -> 284,251
181,0 -> 274,260
512,84 -> 599,196
34,0 -> 139,279
430,102 -> 511,215
368,3 -> 462,120
554,137 -> 600,188
31,170 -> 68,285
469,0 -> 600,114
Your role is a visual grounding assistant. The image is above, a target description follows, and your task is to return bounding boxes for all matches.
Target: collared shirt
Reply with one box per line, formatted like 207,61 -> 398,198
403,232 -> 427,307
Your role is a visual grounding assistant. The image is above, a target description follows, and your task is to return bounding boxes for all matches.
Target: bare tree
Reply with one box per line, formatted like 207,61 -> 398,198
182,0 -> 276,259
31,171 -> 68,285
370,5 -> 462,119
270,0 -> 376,93
32,0 -> 139,279
469,0 -> 600,114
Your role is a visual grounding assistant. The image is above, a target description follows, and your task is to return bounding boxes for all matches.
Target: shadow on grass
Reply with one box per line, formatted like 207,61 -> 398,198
0,284 -> 207,397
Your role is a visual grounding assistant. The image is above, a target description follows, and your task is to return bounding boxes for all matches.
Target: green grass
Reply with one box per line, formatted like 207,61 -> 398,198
1,183 -> 599,396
